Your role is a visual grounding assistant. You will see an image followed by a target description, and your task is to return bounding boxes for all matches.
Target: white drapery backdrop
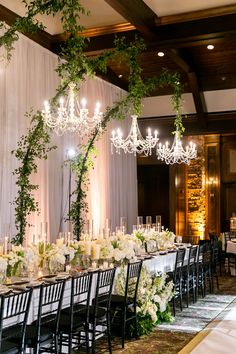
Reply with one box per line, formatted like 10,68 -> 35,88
0,33 -> 138,243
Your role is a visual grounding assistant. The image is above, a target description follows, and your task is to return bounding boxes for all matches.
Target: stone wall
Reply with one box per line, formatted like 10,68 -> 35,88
186,136 -> 206,237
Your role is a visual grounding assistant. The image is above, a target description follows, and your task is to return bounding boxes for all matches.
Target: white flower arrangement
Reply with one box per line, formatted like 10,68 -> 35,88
132,228 -> 176,251
115,265 -> 174,328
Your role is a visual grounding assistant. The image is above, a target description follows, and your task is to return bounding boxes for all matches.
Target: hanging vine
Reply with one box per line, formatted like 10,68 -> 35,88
0,0 -> 185,243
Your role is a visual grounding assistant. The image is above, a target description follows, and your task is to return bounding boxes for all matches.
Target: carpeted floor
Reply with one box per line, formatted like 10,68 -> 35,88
101,275 -> 236,354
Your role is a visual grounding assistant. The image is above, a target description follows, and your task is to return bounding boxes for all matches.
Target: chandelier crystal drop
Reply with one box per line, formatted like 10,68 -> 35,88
42,83 -> 103,136
110,115 -> 159,156
156,131 -> 197,165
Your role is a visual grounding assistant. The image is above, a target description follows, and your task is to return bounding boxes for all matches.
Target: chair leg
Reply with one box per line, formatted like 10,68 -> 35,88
172,297 -> 176,317
134,308 -> 138,339
211,271 -> 214,293
186,280 -> 189,307
107,314 -> 112,354
121,310 -> 126,348
209,269 -> 213,293
58,333 -> 62,354
68,332 -> 72,354
85,325 -> 90,354
179,285 -> 183,312
91,323 -> 96,354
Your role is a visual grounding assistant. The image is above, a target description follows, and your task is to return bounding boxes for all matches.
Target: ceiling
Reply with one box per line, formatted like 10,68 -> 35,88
1,0 -> 236,135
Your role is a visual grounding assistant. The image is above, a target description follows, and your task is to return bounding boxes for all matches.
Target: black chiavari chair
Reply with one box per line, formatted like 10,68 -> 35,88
0,288 -> 32,354
58,272 -> 93,354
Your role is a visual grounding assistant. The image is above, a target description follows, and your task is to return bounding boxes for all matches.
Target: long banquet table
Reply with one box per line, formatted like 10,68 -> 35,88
2,248 -> 190,329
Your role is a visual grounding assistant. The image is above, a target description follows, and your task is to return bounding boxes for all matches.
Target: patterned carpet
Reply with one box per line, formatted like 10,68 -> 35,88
101,275 -> 236,354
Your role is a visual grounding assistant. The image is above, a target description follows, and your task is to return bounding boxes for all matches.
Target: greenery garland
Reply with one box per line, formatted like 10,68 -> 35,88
12,112 -> 56,245
0,0 -> 185,243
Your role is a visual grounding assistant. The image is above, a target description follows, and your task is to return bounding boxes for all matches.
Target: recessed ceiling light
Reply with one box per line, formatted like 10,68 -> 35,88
221,76 -> 226,81
118,74 -> 123,78
207,44 -> 214,50
157,51 -> 164,57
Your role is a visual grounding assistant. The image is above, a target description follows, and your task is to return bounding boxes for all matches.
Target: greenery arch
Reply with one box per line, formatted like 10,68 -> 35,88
0,1 -> 184,244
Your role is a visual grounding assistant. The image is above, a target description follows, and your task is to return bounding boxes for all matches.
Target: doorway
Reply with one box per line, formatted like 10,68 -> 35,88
137,164 -> 170,228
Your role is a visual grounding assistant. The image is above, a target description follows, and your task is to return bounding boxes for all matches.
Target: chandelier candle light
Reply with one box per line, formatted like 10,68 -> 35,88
156,131 -> 197,165
111,115 -> 158,156
42,83 -> 103,136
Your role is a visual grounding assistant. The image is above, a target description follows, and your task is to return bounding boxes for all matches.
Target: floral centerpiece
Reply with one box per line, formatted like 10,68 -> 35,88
6,245 -> 25,276
133,228 -> 176,252
97,233 -> 140,264
114,266 -> 174,336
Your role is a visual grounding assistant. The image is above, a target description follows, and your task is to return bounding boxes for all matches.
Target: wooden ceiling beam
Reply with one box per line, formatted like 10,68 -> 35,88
104,0 -> 207,128
172,48 -> 207,128
96,67 -> 128,91
104,0 -> 158,41
138,111 -> 236,136
0,4 -> 128,91
154,13 -> 236,43
0,4 -> 55,53
187,72 -> 207,128
81,11 -> 236,55
157,4 -> 236,26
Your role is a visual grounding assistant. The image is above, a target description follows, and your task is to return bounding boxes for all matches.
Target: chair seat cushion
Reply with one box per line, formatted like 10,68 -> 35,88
25,325 -> 54,346
0,340 -> 20,354
3,325 -> 22,341
58,313 -> 85,333
2,324 -> 52,349
110,294 -> 134,308
78,304 -> 107,322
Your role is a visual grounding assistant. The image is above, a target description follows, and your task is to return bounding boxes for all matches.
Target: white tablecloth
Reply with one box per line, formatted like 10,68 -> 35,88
226,241 -> 236,276
226,241 -> 236,254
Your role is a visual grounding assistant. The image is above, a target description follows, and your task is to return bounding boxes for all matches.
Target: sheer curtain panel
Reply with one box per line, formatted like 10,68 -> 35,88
0,33 -> 138,242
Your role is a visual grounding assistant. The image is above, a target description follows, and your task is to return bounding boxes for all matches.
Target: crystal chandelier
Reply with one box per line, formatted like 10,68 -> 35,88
110,115 -> 158,156
156,131 -> 197,164
42,83 -> 103,136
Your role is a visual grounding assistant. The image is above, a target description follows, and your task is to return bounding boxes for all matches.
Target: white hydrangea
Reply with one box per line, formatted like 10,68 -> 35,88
115,265 -> 174,327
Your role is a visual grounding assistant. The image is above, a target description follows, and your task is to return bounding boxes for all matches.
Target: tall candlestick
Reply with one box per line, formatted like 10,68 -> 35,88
91,243 -> 100,260
4,236 -> 8,255
84,240 -> 91,256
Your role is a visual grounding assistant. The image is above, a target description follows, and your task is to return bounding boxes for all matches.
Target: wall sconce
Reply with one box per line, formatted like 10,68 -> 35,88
206,177 -> 218,185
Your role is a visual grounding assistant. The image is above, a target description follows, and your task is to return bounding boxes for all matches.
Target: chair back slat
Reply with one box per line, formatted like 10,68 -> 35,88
0,289 -> 32,352
176,248 -> 186,266
36,280 -> 65,343
188,245 -> 198,266
94,268 -> 116,316
173,248 -> 186,281
203,249 -> 212,266
124,260 -> 143,304
70,272 -> 93,321
197,244 -> 205,265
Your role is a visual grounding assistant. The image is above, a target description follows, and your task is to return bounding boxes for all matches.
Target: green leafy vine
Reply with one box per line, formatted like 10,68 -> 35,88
12,112 -> 56,245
